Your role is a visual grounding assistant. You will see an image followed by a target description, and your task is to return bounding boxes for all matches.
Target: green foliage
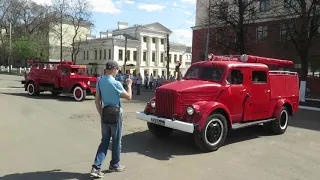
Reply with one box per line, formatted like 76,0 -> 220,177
12,37 -> 38,61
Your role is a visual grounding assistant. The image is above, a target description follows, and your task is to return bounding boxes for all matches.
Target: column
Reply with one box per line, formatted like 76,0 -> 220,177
148,36 -> 152,66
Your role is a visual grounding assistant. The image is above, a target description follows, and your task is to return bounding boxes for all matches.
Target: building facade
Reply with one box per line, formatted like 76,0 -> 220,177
75,22 -> 192,78
192,0 -> 320,73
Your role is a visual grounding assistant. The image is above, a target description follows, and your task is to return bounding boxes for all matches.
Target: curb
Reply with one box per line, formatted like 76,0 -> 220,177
299,106 -> 320,112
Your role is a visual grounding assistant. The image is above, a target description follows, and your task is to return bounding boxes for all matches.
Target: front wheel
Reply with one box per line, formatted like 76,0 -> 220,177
194,113 -> 228,152
147,122 -> 173,138
271,106 -> 289,135
73,86 -> 86,101
27,82 -> 39,96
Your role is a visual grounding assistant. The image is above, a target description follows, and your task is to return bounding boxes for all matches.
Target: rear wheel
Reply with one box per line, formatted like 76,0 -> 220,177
73,86 -> 86,101
147,122 -> 173,138
27,82 -> 39,96
194,113 -> 228,152
271,106 -> 289,135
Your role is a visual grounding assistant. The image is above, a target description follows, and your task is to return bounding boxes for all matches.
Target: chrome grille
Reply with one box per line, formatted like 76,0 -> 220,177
155,91 -> 176,118
90,81 -> 96,88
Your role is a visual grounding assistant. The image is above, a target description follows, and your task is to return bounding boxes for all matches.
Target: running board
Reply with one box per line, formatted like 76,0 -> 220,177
232,118 -> 276,130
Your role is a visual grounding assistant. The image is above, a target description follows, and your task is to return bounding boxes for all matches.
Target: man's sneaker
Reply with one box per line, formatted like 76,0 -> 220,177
109,165 -> 125,172
90,167 -> 104,178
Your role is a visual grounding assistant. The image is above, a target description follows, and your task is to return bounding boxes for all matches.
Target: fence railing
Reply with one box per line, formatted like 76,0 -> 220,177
0,65 -> 30,75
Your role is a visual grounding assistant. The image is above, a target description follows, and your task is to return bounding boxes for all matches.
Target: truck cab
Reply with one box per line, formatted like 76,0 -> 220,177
136,54 -> 299,152
22,60 -> 97,101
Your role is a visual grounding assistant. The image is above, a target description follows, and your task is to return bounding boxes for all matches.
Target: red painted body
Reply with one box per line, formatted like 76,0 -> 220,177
22,60 -> 97,96
144,54 -> 299,131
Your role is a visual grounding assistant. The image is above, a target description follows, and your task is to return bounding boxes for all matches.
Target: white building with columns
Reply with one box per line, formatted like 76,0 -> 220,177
75,22 -> 192,78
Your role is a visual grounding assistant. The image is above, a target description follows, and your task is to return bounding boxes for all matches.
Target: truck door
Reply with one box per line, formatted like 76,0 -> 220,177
225,68 -> 249,122
60,67 -> 70,88
247,70 -> 270,120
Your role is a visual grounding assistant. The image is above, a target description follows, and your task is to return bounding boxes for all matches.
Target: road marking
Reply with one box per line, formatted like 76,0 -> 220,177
0,87 -> 23,90
299,106 -> 320,112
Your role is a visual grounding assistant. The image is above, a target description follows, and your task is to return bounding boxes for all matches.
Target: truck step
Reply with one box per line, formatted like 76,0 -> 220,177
232,118 -> 276,130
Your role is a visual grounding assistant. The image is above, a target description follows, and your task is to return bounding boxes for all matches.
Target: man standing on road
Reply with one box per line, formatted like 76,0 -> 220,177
90,60 -> 132,178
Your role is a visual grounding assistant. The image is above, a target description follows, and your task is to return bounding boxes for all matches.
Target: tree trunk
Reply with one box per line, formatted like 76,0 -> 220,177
299,51 -> 309,102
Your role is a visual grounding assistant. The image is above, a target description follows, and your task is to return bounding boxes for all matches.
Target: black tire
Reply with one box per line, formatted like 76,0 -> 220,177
194,113 -> 228,152
147,122 -> 173,138
271,106 -> 289,135
27,82 -> 39,96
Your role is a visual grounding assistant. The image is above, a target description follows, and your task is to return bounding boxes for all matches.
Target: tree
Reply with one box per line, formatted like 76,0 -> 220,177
200,0 -> 259,55
271,0 -> 320,101
68,0 -> 93,62
51,0 -> 92,62
12,37 -> 38,61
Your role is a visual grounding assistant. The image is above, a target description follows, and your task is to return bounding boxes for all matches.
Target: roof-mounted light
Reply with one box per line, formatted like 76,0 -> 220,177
240,54 -> 248,62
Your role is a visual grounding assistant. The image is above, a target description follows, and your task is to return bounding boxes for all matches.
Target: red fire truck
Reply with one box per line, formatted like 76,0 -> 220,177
136,54 -> 299,152
21,60 -> 97,101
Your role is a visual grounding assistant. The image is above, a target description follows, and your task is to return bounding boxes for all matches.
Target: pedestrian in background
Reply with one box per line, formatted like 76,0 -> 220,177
90,60 -> 132,178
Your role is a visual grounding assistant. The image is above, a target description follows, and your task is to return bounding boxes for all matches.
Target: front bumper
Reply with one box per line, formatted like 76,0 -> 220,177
136,112 -> 194,133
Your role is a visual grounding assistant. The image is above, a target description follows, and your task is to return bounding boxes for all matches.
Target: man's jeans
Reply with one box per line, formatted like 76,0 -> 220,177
92,113 -> 123,169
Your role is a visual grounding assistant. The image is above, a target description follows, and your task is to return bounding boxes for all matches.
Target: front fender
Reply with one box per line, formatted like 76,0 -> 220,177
76,82 -> 88,89
272,99 -> 293,117
192,101 -> 231,131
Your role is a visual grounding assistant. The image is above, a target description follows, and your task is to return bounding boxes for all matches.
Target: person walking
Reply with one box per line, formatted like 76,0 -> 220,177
90,60 -> 132,178
136,73 -> 142,95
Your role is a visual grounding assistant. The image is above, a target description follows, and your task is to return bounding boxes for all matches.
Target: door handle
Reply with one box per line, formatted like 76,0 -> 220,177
241,89 -> 246,94
246,93 -> 252,98
265,90 -> 270,93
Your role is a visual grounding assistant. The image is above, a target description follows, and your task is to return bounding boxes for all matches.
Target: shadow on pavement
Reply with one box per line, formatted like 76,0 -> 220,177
0,169 -> 96,180
289,109 -> 320,131
120,125 -> 274,160
0,92 -> 94,102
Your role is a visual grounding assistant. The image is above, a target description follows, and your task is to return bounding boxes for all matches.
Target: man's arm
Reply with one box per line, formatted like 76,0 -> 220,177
116,80 -> 132,100
95,83 -> 102,116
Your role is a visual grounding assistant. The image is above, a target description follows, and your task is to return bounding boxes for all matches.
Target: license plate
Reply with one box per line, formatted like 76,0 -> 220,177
151,118 -> 165,126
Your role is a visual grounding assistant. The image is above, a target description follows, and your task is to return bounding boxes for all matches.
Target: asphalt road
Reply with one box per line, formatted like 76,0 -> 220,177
0,74 -> 320,180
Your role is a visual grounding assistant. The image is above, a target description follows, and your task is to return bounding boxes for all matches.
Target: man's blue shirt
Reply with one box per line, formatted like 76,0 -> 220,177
96,75 -> 125,112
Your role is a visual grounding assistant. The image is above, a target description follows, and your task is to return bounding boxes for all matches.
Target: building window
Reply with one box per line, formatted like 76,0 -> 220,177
153,70 -> 156,76
260,0 -> 270,12
284,0 -> 298,8
162,70 -> 165,76
161,39 -> 164,44
108,49 -> 111,59
104,49 -> 106,59
152,38 -> 156,43
143,37 -> 147,42
119,49 -> 123,60
83,51 -> 86,60
179,55 -> 182,62
161,53 -> 164,62
133,51 -> 137,61
219,2 -> 229,18
169,54 -> 172,63
143,51 -> 147,61
87,51 -> 89,60
280,24 -> 292,41
174,54 -> 177,62
95,50 -> 97,60
256,25 -> 268,41
126,50 -> 130,60
152,52 -> 155,62
99,49 -> 102,60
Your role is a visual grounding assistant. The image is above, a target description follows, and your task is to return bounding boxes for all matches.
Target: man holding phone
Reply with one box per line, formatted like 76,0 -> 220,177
90,60 -> 132,178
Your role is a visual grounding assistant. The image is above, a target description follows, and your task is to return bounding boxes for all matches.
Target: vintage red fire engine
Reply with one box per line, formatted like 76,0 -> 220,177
136,54 -> 299,152
21,60 -> 97,101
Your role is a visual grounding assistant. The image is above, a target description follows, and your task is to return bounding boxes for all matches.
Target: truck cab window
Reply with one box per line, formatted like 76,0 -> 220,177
252,71 -> 267,84
61,68 -> 68,76
227,69 -> 243,85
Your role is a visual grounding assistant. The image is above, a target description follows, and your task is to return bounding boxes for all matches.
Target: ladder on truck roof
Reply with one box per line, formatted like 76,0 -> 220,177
26,60 -> 75,65
208,53 -> 294,68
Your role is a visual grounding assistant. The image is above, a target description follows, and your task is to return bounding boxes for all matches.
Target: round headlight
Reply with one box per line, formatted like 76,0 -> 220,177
186,106 -> 194,115
150,100 -> 156,108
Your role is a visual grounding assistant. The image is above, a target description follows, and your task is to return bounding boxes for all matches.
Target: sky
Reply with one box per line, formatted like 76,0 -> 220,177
33,0 -> 197,46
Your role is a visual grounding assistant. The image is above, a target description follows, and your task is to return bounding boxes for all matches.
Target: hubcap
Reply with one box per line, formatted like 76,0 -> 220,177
280,110 -> 288,129
28,84 -> 34,94
205,118 -> 223,146
75,89 -> 82,98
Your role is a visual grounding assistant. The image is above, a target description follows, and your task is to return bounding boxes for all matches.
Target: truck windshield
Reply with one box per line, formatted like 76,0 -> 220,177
71,68 -> 86,75
184,66 -> 225,82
